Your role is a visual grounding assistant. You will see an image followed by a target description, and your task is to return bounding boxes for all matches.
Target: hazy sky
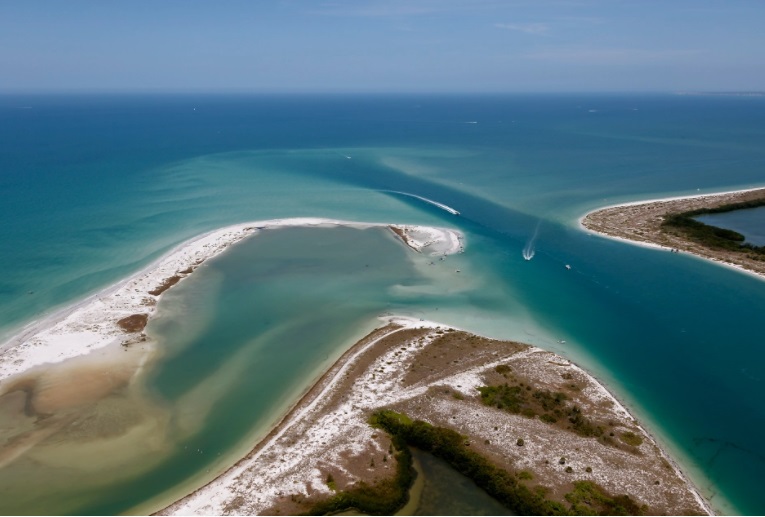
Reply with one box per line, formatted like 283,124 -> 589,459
2,0 -> 764,93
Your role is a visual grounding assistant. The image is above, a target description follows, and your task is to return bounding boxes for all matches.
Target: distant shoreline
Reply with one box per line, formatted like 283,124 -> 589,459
579,187 -> 765,281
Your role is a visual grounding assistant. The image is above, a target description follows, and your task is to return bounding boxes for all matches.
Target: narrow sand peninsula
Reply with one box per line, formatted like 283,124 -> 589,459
0,218 -> 463,385
580,187 -> 765,280
162,317 -> 711,516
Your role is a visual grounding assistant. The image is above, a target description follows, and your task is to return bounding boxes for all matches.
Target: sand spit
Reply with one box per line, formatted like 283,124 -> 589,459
0,218 -> 463,385
162,317 -> 710,516
580,187 -> 765,280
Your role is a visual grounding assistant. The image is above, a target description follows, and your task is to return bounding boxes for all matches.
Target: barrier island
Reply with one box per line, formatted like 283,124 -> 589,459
162,320 -> 710,515
581,187 -> 765,280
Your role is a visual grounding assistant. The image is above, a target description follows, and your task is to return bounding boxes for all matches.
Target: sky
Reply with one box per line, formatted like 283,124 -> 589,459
1,0 -> 764,93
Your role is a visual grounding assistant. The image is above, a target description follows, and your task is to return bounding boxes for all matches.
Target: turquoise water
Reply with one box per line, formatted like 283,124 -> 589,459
697,205 -> 765,245
1,94 -> 765,514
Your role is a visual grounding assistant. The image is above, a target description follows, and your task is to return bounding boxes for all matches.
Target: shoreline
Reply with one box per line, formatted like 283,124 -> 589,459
579,186 -> 765,282
0,214 -> 716,514
156,318 -> 424,515
564,357 -> 716,515
161,317 -> 713,516
0,218 -> 463,385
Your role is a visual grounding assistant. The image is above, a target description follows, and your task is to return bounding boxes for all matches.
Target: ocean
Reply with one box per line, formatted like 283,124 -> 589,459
1,93 -> 764,514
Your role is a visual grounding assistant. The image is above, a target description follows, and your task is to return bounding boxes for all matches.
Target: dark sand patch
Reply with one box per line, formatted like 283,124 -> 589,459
117,314 -> 149,333
148,276 -> 182,296
388,226 -> 419,253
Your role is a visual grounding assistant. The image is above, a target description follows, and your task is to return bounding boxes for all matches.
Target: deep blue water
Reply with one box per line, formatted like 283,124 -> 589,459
1,94 -> 765,514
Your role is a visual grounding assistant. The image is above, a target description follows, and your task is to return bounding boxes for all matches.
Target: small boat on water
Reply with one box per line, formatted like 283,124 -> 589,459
565,264 -> 571,270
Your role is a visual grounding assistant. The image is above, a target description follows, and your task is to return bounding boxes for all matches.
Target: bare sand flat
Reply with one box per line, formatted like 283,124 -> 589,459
581,187 -> 765,279
162,318 -> 710,516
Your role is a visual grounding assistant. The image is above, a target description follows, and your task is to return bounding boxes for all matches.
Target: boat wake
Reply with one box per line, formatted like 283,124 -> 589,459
522,221 -> 541,261
383,191 -> 460,215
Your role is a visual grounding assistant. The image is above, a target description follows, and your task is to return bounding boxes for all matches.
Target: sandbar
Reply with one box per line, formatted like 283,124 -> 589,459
0,218 -> 463,386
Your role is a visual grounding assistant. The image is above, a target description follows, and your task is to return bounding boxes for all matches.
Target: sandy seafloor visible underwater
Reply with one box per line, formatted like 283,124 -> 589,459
1,94 -> 764,514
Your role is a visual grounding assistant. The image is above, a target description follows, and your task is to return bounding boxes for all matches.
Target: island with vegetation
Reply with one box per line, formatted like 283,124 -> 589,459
581,188 -> 765,279
162,320 -> 710,516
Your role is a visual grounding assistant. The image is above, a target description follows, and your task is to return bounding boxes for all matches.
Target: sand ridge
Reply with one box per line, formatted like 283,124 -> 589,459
580,187 -> 765,280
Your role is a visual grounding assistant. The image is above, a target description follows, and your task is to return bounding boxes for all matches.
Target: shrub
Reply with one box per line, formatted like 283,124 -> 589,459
662,198 -> 765,256
568,406 -> 603,437
620,431 -> 644,447
367,410 -> 645,515
495,364 -> 512,375
307,430 -> 414,516
565,481 -> 647,515
540,413 -> 558,424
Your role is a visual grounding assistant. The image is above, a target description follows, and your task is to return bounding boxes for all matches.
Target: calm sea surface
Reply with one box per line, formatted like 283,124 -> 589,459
697,205 -> 765,246
1,94 -> 764,514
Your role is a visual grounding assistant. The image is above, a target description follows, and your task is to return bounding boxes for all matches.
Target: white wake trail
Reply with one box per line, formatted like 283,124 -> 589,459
382,191 -> 460,215
522,221 -> 541,261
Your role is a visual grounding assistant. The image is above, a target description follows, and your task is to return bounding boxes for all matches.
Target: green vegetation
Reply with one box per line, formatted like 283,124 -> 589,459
478,384 -> 567,420
567,406 -> 604,438
477,383 -> 605,439
368,409 -> 645,516
662,198 -> 765,256
306,430 -> 415,516
565,481 -> 647,515
495,364 -> 512,375
620,432 -> 643,447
